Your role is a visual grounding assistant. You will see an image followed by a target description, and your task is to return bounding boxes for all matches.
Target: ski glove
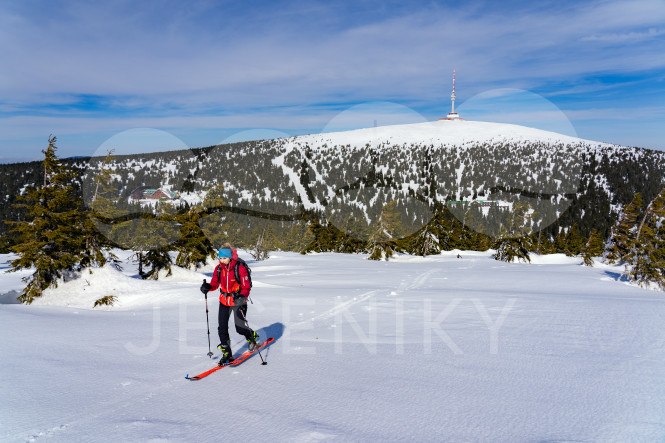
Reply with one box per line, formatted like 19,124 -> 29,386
232,291 -> 247,305
200,281 -> 212,295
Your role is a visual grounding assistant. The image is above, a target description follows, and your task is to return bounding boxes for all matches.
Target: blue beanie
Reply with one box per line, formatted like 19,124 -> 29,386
218,248 -> 232,258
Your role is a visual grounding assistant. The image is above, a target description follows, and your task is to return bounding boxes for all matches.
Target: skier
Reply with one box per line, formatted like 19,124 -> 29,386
200,244 -> 259,365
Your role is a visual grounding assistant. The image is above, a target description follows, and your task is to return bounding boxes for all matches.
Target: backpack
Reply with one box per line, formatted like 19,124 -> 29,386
217,257 -> 253,290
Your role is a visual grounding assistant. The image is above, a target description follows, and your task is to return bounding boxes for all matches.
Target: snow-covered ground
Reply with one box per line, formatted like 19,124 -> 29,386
287,120 -> 614,150
2,250 -> 665,442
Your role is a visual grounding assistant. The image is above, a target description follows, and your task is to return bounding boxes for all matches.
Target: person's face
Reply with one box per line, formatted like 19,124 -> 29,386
219,257 -> 231,265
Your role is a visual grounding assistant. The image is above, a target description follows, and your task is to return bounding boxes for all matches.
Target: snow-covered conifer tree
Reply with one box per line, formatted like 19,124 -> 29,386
604,193 -> 643,264
368,200 -> 403,260
8,136 -> 104,303
626,189 -> 665,289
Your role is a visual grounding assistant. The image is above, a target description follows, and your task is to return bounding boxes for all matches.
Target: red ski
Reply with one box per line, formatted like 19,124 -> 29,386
186,337 -> 274,380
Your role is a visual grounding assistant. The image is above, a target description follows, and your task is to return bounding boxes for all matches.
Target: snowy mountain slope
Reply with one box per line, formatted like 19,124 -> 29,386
1,119 -> 664,245
2,251 -> 665,442
288,119 -> 597,149
78,120 -> 665,220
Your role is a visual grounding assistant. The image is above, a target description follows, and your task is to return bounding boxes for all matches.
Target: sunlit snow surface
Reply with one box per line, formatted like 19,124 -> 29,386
288,119 -> 592,149
2,250 -> 665,442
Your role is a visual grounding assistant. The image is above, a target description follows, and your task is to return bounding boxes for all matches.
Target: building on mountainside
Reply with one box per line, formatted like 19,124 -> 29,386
445,200 -> 510,209
130,185 -> 152,200
130,186 -> 180,201
144,188 -> 179,201
439,69 -> 464,121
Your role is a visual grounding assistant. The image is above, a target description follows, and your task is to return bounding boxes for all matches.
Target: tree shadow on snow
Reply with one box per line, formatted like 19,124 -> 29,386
0,290 -> 21,304
603,270 -> 629,282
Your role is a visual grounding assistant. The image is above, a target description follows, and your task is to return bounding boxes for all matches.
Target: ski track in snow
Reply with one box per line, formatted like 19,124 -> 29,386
293,268 -> 439,327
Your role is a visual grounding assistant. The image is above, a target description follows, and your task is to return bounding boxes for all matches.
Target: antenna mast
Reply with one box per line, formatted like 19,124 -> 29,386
451,68 -> 456,114
439,68 -> 462,121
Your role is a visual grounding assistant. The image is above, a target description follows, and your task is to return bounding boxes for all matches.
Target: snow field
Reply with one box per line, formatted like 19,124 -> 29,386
2,250 -> 665,442
287,120 -> 598,150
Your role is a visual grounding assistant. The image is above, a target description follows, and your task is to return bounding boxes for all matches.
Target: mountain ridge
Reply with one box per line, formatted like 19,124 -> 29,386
287,119 -> 615,150
0,120 -> 662,252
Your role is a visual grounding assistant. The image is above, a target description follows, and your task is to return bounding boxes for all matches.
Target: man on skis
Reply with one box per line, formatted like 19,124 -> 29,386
200,243 -> 259,365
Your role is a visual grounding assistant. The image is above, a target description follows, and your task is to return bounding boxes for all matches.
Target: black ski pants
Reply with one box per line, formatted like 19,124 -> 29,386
218,302 -> 254,349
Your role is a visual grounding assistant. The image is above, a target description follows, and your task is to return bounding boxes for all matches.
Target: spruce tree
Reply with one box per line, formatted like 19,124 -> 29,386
411,220 -> 441,257
302,220 -> 330,253
539,233 -> 557,255
581,229 -> 604,266
492,202 -> 533,263
142,245 -> 173,280
605,193 -> 643,264
8,136 -> 99,303
262,224 -> 279,252
450,211 -> 472,250
302,217 -> 366,254
368,200 -> 403,260
285,220 -> 314,252
119,203 -> 178,279
86,149 -> 122,268
534,230 -> 544,255
626,189 -> 665,289
203,182 -> 226,212
142,203 -> 177,279
564,224 -> 584,257
175,204 -> 215,269
471,229 -> 491,251
492,236 -> 532,263
437,207 -> 461,251
553,229 -> 568,254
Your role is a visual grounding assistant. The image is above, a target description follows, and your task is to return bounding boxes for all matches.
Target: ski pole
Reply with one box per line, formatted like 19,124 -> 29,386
203,279 -> 213,358
238,306 -> 267,366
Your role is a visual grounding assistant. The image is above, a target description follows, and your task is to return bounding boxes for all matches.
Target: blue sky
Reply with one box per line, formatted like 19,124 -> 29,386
0,0 -> 664,162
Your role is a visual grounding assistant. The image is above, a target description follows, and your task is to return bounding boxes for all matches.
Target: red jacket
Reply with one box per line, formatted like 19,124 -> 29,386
209,249 -> 251,306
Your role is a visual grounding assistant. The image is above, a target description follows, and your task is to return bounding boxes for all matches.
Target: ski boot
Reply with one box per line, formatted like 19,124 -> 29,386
246,331 -> 260,352
217,344 -> 233,366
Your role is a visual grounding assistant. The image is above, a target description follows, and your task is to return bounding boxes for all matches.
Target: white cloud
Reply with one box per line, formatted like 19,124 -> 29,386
563,105 -> 665,121
1,0 -> 662,103
1,0 -> 664,158
581,27 -> 665,43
